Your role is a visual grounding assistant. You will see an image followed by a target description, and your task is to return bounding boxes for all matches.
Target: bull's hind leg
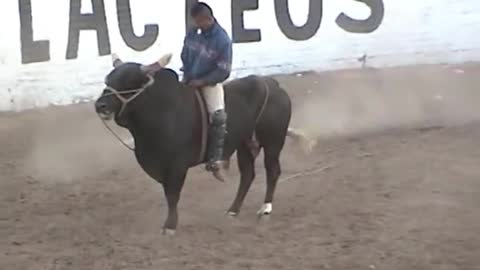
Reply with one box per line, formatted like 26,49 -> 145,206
257,145 -> 282,217
227,143 -> 256,216
257,122 -> 288,217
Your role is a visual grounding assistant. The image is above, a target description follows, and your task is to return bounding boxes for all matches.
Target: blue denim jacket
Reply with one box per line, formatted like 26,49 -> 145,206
180,21 -> 233,85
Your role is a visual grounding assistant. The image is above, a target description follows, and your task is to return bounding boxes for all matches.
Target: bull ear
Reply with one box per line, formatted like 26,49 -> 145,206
112,53 -> 123,68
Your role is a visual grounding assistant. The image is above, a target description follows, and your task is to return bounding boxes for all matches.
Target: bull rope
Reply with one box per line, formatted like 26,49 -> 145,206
98,76 -> 271,154
100,117 -> 135,151
97,74 -> 155,152
256,78 -> 271,124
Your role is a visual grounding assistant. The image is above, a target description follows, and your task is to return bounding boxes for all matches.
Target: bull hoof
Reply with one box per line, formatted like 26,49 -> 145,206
227,211 -> 238,217
257,203 -> 273,216
162,228 -> 176,236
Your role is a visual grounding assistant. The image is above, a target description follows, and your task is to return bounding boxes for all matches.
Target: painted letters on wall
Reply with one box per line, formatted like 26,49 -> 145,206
18,0 -> 385,64
5,0 -> 480,112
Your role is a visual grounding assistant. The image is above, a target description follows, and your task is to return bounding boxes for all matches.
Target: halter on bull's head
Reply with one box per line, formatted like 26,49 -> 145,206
94,53 -> 173,125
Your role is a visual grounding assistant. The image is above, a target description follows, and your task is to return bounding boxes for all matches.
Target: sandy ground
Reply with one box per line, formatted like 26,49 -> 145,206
1,63 -> 480,270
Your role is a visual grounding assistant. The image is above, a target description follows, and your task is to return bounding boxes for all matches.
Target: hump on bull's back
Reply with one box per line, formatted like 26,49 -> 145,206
153,68 -> 179,82
224,75 -> 267,97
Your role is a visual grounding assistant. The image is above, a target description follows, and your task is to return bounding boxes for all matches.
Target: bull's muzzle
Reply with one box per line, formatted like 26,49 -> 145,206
95,99 -> 113,120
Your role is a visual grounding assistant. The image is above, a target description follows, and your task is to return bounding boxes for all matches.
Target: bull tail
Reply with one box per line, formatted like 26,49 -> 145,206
287,127 -> 317,154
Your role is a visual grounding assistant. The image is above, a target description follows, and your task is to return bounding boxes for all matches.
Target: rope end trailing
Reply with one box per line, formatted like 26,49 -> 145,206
99,117 -> 135,152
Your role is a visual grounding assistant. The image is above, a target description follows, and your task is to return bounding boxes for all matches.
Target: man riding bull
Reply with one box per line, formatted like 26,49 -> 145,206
181,2 -> 233,181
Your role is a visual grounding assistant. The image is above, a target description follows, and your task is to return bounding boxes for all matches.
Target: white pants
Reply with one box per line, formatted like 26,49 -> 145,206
201,83 -> 225,114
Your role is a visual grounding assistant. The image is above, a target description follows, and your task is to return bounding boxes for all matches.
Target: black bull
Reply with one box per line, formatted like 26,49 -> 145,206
94,54 -> 315,234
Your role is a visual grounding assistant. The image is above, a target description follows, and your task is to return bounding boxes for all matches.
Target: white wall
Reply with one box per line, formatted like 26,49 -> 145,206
1,0 -> 480,112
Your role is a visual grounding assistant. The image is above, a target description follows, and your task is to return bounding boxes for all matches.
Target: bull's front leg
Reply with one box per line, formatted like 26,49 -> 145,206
162,166 -> 188,235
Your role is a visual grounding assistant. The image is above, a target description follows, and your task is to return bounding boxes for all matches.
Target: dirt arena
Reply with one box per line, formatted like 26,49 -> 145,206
1,63 -> 480,270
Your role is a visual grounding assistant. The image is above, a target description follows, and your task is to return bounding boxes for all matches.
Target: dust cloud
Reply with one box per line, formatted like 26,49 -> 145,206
8,63 -> 480,184
289,64 -> 480,139
19,105 -> 134,184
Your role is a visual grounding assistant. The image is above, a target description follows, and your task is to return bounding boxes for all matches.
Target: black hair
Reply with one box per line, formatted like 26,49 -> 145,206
190,2 -> 213,17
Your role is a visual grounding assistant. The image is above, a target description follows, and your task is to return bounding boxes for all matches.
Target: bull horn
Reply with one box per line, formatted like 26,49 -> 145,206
140,53 -> 173,73
157,53 -> 173,67
112,53 -> 123,68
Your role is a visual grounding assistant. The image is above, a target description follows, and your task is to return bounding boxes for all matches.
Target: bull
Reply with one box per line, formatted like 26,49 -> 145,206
94,53 -> 315,234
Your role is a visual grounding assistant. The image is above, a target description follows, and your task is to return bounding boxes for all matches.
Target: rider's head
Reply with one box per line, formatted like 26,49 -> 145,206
190,2 -> 215,31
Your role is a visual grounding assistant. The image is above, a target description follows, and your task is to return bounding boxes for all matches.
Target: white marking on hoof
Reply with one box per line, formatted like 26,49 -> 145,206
227,211 -> 238,217
257,203 -> 273,216
163,229 -> 176,236
126,138 -> 135,148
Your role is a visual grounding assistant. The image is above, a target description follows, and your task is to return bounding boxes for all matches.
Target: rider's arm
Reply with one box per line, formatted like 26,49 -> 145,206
180,35 -> 191,82
200,37 -> 232,86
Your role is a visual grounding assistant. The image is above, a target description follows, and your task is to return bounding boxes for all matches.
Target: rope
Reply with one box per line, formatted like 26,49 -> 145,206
195,90 -> 208,164
100,117 -> 135,151
255,78 -> 271,124
98,74 -> 155,152
98,76 -> 270,154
